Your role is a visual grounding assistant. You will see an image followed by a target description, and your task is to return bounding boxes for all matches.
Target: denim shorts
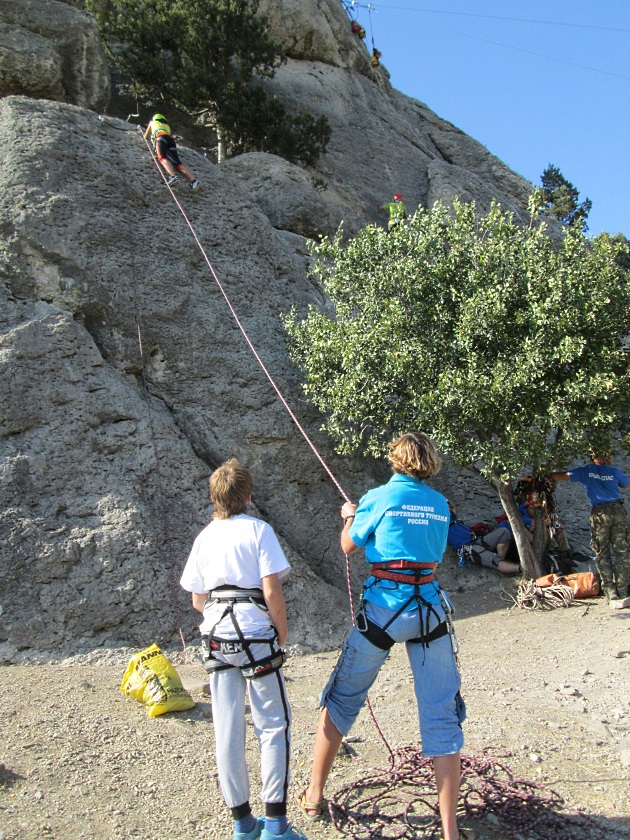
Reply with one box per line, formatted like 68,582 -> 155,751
320,599 -> 466,757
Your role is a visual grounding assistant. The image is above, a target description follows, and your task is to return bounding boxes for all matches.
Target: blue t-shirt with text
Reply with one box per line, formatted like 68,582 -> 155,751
569,464 -> 628,507
349,473 -> 449,609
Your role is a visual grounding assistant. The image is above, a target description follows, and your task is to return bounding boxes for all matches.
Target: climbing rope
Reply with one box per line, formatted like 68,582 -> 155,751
137,129 -> 397,763
328,748 -> 626,839
139,130 -> 350,504
511,579 -> 575,611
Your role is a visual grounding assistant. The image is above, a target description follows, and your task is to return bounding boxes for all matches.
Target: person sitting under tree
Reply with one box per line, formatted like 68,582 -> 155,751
548,452 -> 630,609
447,501 -> 520,575
144,113 -> 200,191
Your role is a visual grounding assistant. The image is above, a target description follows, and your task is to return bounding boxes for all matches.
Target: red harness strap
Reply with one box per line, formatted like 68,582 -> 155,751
370,561 -> 437,586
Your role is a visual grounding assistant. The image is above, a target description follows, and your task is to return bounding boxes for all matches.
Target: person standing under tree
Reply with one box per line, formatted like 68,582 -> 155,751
144,113 -> 200,190
548,452 -> 630,609
296,433 -> 472,840
180,458 -> 307,840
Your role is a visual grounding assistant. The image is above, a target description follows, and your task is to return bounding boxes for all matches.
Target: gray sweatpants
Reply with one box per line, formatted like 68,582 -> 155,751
209,641 -> 292,809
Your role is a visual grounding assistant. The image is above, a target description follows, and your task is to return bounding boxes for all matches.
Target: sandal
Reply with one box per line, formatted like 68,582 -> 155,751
294,788 -> 326,821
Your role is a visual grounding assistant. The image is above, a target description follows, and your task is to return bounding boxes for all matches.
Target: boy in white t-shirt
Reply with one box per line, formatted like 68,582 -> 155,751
181,459 -> 307,840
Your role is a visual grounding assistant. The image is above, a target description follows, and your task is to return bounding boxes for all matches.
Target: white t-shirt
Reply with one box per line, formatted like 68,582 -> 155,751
180,514 -> 290,637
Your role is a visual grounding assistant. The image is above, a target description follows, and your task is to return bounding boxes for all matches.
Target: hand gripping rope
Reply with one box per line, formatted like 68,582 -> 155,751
136,135 -> 602,839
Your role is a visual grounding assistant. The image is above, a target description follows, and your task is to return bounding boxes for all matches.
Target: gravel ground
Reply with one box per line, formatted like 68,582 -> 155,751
1,582 -> 629,840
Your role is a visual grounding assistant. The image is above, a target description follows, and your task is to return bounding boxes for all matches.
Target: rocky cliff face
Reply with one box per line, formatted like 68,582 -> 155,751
0,0 -> 590,664
0,0 -> 109,110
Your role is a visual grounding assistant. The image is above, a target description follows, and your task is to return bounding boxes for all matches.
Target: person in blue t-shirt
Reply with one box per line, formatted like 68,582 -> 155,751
548,452 -> 630,608
297,433 -> 472,840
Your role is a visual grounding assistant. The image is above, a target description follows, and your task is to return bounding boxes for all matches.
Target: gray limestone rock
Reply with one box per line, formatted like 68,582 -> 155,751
0,0 -> 110,110
221,152 -> 354,238
0,96 -> 366,658
259,59 -> 534,229
0,0 -> 594,661
258,0 -> 376,77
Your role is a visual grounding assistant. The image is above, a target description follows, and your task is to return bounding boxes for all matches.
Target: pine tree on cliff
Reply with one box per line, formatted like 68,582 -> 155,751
87,0 -> 331,166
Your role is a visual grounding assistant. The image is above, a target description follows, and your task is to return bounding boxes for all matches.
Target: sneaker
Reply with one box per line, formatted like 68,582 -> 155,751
610,596 -> 630,610
605,588 -> 620,603
165,175 -> 179,186
234,816 -> 264,840
261,824 -> 308,840
190,179 -> 200,191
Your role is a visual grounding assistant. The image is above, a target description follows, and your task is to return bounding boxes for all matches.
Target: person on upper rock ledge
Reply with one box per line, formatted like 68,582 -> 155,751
380,193 -> 408,232
547,451 -> 630,610
144,113 -> 200,191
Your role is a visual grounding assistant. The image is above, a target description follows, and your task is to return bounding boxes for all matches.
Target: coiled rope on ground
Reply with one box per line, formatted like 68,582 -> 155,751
327,747 -> 627,839
511,579 -> 575,610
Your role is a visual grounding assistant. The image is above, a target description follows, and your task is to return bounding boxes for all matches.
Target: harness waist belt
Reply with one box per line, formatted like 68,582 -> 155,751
370,561 -> 437,586
208,587 -> 265,604
371,560 -> 437,571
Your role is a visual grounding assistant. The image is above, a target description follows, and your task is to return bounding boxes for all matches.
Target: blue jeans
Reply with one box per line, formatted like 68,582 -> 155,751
320,600 -> 465,757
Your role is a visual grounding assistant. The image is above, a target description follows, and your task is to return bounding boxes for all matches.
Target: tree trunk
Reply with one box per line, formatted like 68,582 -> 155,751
217,126 -> 226,162
530,507 -> 550,568
494,478 -> 546,580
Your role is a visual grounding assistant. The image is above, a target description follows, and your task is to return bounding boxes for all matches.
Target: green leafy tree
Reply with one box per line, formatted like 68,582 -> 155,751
284,196 -> 630,578
593,231 -> 630,273
86,0 -> 331,165
540,164 -> 592,231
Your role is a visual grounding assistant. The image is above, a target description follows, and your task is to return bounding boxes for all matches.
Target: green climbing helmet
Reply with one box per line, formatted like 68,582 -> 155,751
152,113 -> 167,122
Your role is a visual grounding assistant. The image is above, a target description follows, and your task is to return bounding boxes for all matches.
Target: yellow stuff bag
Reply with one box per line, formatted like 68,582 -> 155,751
120,644 -> 195,718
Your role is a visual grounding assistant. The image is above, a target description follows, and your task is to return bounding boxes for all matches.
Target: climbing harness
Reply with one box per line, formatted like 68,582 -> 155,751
355,562 -> 455,653
201,586 -> 286,679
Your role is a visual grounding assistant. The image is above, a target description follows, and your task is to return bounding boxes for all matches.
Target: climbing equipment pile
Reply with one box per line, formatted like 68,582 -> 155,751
343,0 -> 382,66
511,578 -> 575,610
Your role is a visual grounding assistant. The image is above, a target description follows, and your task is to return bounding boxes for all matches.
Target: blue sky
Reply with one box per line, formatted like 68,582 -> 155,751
348,0 -> 629,236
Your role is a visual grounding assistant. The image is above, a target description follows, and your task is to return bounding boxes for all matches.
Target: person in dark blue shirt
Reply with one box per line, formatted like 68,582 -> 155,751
447,502 -> 520,575
549,453 -> 629,608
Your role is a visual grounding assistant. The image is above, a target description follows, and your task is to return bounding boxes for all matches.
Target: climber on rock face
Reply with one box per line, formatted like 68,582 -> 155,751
380,193 -> 408,231
143,114 -> 200,191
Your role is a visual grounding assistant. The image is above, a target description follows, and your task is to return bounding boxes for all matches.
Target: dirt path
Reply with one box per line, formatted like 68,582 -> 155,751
1,583 -> 629,840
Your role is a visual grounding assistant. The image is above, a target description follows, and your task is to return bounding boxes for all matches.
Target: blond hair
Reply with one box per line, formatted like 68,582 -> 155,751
209,458 -> 253,519
388,432 -> 442,480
